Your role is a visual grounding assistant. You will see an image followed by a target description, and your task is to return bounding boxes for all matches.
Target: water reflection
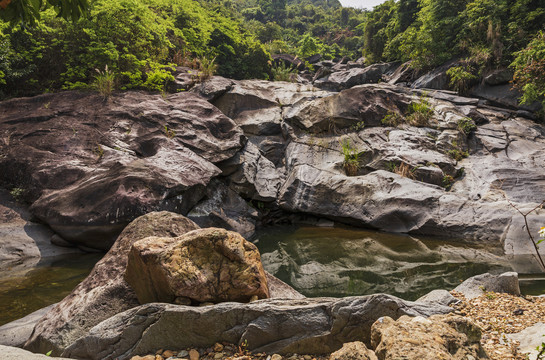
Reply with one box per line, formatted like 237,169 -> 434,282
256,226 -> 513,300
0,253 -> 102,326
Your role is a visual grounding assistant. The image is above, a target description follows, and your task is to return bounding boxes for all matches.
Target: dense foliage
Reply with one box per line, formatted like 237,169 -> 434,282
1,0 -> 544,108
0,0 -> 271,97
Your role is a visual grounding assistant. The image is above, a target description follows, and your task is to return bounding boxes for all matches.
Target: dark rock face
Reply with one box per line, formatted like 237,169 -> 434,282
62,294 -> 452,360
0,91 -> 244,249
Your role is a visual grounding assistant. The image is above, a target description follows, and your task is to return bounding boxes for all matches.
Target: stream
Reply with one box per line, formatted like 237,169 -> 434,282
1,225 -> 544,326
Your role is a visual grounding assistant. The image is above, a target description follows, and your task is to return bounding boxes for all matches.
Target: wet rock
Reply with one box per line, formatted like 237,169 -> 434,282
124,228 -> 270,304
63,294 -> 452,360
371,315 -> 487,359
411,60 -> 460,90
0,91 -> 243,250
453,272 -> 521,299
470,83 -> 542,112
329,342 -> 377,360
24,212 -> 200,356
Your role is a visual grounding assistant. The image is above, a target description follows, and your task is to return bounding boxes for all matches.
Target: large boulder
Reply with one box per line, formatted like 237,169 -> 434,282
24,212 -> 201,356
212,80 -> 329,136
63,294 -> 452,360
0,91 -> 244,250
453,272 -> 521,299
284,84 -> 411,133
371,315 -> 487,359
314,63 -> 399,91
124,228 -> 270,304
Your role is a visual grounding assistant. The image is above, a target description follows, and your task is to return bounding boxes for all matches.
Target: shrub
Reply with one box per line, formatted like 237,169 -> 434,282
196,57 -> 217,82
340,139 -> 360,176
381,111 -> 404,127
271,61 -> 297,82
446,65 -> 478,95
406,96 -> 434,126
442,175 -> 455,189
457,117 -> 477,135
511,31 -> 545,111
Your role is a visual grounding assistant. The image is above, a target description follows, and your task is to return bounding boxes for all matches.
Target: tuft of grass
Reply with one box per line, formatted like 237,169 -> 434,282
93,65 -> 115,98
457,117 -> 477,135
406,96 -> 434,126
340,139 -> 360,176
381,111 -> 404,127
442,175 -> 455,189
164,125 -> 176,139
196,57 -> 217,82
271,61 -> 298,82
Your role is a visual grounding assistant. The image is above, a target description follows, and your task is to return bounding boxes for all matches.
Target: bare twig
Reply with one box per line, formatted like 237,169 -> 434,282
505,198 -> 545,272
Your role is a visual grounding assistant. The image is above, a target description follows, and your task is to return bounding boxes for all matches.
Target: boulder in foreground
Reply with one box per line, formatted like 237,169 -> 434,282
63,294 -> 452,360
371,314 -> 487,359
125,228 -> 270,304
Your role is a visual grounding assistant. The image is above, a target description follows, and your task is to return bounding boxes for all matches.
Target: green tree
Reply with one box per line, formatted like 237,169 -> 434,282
511,31 -> 545,111
0,0 -> 87,25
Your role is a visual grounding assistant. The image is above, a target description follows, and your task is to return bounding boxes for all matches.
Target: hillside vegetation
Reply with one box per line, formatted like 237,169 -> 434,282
0,0 -> 544,107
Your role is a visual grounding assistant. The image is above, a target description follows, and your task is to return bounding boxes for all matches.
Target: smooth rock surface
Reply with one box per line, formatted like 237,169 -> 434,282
124,228 -> 270,304
507,322 -> 545,360
0,304 -> 55,347
453,272 -> 521,299
0,345 -> 75,360
63,294 -> 453,360
0,91 -> 243,250
416,290 -> 460,307
371,315 -> 487,359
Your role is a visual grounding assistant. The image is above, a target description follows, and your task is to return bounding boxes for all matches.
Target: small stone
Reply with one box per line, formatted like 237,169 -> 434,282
214,352 -> 224,359
513,308 -> 524,315
189,349 -> 200,360
178,350 -> 189,358
163,350 -> 175,358
303,356 -> 312,360
130,356 -> 143,360
156,349 -> 164,355
174,297 -> 192,306
272,354 -> 283,360
249,295 -> 259,302
155,355 -> 164,360
199,302 -> 214,307
142,356 -> 155,360
214,343 -> 224,352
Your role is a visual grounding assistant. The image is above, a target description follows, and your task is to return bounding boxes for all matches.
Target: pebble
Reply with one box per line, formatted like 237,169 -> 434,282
214,343 -> 224,352
271,354 -> 283,360
249,295 -> 259,302
178,350 -> 189,358
189,349 -> 200,360
163,350 -> 176,358
303,356 -> 312,360
214,353 -> 224,359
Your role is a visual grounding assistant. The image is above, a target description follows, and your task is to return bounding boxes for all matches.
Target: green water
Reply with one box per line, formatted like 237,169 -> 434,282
255,225 -> 518,301
0,253 -> 102,326
2,225 -> 544,327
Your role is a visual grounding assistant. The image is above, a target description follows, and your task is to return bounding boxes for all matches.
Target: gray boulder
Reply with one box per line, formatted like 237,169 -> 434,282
314,63 -> 398,91
484,69 -> 513,86
416,290 -> 460,307
453,272 -> 521,299
63,294 -> 452,360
